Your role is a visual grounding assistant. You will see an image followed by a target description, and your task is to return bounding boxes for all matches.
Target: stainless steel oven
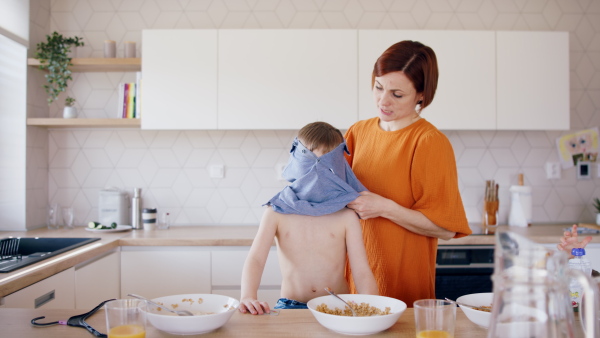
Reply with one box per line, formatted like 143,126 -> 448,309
435,245 -> 494,301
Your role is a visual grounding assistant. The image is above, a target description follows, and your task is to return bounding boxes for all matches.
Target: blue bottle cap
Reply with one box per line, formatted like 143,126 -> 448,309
571,248 -> 586,256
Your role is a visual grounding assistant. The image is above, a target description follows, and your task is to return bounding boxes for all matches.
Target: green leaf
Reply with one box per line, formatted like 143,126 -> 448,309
35,31 -> 84,105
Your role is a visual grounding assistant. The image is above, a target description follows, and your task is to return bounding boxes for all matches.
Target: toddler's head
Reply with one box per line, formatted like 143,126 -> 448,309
297,122 -> 344,157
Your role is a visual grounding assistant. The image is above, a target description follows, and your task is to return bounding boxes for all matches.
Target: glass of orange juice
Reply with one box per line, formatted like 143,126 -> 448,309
105,299 -> 146,338
414,299 -> 456,338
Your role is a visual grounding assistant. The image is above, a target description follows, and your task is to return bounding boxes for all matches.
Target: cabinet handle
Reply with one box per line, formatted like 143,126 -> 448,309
34,290 -> 55,308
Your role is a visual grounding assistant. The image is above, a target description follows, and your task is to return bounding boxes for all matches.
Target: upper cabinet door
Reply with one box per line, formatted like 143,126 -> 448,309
496,31 -> 569,130
218,30 -> 358,130
358,30 -> 496,130
141,30 -> 218,130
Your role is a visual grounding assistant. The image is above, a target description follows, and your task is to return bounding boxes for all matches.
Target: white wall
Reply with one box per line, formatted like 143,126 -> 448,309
0,34 -> 27,230
14,0 -> 600,229
0,0 -> 29,46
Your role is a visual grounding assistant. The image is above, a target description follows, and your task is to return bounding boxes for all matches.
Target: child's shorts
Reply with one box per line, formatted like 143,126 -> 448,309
274,298 -> 308,309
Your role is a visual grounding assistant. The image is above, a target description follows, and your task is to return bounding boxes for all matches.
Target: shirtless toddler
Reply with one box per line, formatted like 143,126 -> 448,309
239,122 -> 378,315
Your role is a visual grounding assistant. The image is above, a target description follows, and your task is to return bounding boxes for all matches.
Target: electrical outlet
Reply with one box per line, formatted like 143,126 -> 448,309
545,162 -> 561,180
275,163 -> 287,181
209,164 -> 224,178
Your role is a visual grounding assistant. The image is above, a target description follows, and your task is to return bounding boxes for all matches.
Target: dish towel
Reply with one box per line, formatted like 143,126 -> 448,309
266,138 -> 367,216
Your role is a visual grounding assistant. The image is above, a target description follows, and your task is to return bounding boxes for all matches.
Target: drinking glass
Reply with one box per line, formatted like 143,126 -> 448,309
158,212 -> 171,230
414,299 -> 456,338
47,204 -> 58,230
62,207 -> 74,229
105,299 -> 146,338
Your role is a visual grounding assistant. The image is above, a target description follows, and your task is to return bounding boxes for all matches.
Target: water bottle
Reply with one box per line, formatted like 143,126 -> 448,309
131,188 -> 142,230
568,248 -> 592,312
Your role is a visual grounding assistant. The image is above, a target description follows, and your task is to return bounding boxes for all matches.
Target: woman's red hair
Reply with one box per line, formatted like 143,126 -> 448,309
372,40 -> 439,110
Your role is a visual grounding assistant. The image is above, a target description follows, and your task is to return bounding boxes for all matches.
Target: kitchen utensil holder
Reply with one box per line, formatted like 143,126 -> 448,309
483,201 -> 499,235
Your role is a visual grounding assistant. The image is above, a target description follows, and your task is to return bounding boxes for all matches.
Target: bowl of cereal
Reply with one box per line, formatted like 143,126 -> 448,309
142,294 -> 239,335
456,292 -> 493,328
307,294 -> 406,335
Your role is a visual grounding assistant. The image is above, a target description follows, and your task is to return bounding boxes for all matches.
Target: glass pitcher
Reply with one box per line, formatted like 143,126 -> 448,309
488,231 -> 599,338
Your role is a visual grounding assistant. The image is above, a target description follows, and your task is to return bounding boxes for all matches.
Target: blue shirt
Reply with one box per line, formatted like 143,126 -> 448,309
265,138 -> 367,216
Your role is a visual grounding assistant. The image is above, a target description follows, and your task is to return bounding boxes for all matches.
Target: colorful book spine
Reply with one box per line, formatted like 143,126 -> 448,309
117,83 -> 124,118
116,77 -> 141,119
122,83 -> 129,118
135,72 -> 142,118
126,82 -> 135,118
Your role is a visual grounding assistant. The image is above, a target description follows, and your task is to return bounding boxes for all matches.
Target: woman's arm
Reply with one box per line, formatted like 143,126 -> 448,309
347,191 -> 456,240
345,213 -> 379,295
239,207 -> 278,315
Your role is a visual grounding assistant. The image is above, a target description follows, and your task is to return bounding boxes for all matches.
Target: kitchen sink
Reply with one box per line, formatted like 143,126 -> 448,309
0,237 -> 100,273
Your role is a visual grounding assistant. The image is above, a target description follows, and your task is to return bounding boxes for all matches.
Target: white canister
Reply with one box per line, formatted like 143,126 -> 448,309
508,185 -> 532,227
104,40 -> 116,58
124,41 -> 136,58
98,188 -> 129,226
142,208 -> 157,230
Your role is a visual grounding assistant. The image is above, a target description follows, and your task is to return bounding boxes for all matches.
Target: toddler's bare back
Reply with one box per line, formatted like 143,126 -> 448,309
273,208 -> 359,302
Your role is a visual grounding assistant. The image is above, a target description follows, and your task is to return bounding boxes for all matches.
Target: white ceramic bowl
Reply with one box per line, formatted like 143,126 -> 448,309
307,294 -> 407,335
456,292 -> 493,328
142,294 -> 239,335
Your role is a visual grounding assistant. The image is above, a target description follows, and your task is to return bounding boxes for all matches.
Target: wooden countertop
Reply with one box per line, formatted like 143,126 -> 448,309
1,223 -> 596,298
0,307 -> 491,337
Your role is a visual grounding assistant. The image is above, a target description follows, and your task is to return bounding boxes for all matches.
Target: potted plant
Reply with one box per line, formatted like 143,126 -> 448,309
35,31 -> 84,115
63,97 -> 77,118
594,197 -> 600,225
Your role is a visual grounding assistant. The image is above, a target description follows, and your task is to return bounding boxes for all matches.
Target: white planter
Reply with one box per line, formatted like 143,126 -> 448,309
596,213 -> 600,226
63,106 -> 78,118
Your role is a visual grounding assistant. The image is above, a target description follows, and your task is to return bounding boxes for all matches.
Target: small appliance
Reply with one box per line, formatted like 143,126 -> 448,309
98,188 -> 129,225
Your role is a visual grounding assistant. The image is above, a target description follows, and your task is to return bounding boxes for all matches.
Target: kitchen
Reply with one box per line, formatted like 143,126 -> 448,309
1,0 -> 600,337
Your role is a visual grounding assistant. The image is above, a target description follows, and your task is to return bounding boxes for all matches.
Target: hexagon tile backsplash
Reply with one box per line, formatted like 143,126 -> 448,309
33,0 -> 600,226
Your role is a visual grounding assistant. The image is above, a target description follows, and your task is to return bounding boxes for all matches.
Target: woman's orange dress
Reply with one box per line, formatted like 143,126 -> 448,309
344,117 -> 471,306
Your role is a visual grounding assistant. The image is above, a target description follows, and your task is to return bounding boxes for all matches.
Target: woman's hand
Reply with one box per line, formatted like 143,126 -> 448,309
239,297 -> 271,315
347,191 -> 456,239
557,224 -> 592,258
347,191 -> 392,220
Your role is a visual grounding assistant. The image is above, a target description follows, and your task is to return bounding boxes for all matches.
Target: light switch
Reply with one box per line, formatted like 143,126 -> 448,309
209,165 -> 224,178
545,162 -> 561,180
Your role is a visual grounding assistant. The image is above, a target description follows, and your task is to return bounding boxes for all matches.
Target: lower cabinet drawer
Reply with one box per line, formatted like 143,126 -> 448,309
1,268 -> 75,309
211,247 -> 281,286
121,247 -> 212,299
211,247 -> 282,307
75,250 -> 120,309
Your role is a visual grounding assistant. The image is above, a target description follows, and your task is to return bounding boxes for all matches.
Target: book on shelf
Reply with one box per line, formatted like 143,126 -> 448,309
117,72 -> 142,119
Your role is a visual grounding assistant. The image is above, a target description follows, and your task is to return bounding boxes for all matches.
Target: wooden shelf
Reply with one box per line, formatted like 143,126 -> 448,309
27,118 -> 141,128
27,58 -> 141,72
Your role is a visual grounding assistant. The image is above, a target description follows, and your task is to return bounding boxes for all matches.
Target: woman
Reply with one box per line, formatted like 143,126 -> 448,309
345,40 -> 472,306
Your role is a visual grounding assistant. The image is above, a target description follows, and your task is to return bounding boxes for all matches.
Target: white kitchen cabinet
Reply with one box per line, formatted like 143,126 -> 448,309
358,30 -> 496,130
75,249 -> 120,309
582,243 -> 600,273
544,243 -> 600,273
120,247 -> 211,299
0,268 -> 75,309
218,30 -> 358,130
496,31 -> 569,130
141,29 -> 218,130
211,247 -> 282,306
